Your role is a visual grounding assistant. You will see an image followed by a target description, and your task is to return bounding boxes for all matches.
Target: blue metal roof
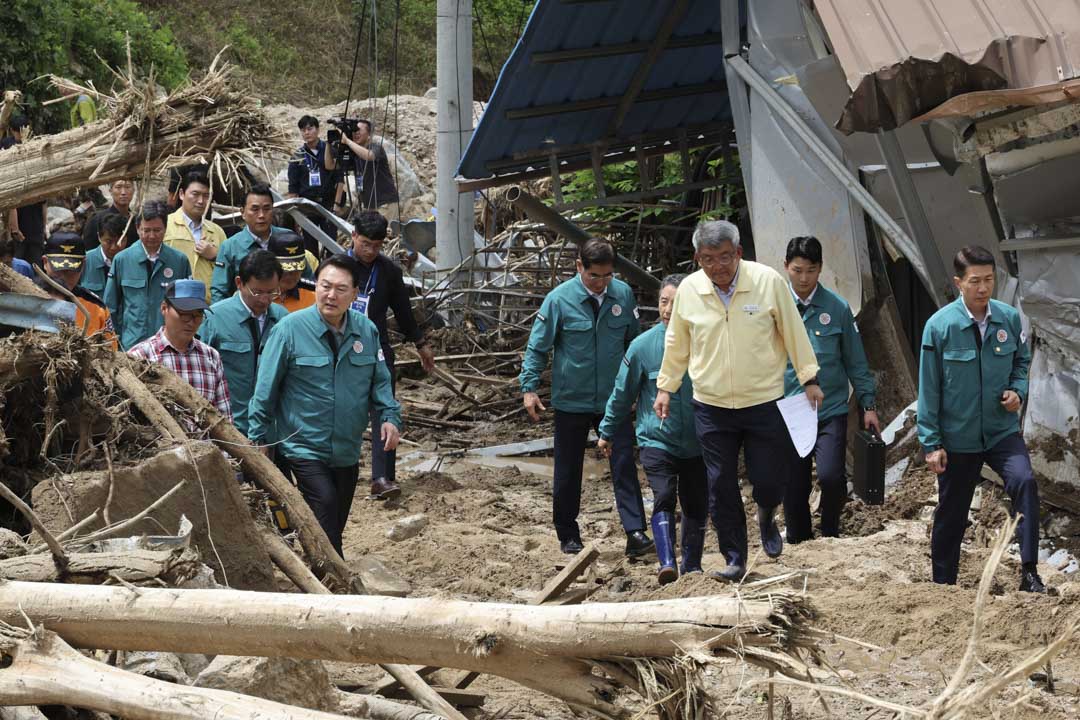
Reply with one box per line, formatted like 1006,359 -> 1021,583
458,0 -> 732,185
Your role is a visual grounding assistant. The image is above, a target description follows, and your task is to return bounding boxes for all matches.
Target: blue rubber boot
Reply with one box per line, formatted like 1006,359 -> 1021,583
651,512 -> 678,585
680,515 -> 706,574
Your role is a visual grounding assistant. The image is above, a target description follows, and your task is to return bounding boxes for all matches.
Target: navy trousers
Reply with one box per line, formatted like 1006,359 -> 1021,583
783,413 -> 849,542
282,456 -> 359,558
369,343 -> 396,484
692,399 -> 795,567
639,447 -> 708,523
931,433 -> 1040,584
553,410 -> 645,542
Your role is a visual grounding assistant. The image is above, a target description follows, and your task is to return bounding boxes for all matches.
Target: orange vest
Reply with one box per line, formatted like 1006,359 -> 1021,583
277,288 -> 316,313
75,301 -> 118,349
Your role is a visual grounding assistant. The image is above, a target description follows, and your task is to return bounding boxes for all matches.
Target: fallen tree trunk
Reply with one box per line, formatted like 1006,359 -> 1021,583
0,547 -> 199,584
0,626 -> 364,720
0,63 -> 288,211
0,579 -> 817,718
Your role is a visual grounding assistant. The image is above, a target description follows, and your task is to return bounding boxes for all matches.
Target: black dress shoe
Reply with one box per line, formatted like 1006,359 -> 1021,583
710,565 -> 745,582
758,506 -> 783,559
370,477 -> 401,500
560,538 -> 584,555
1020,569 -> 1047,594
625,530 -> 655,558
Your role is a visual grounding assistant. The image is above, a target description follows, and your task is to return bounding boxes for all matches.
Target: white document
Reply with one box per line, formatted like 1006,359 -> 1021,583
776,394 -> 819,458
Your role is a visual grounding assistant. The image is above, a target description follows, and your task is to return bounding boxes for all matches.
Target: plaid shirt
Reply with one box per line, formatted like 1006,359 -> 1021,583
128,327 -> 233,419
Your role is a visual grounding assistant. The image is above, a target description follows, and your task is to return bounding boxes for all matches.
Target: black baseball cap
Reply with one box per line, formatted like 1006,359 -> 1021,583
268,231 -> 307,273
43,231 -> 86,270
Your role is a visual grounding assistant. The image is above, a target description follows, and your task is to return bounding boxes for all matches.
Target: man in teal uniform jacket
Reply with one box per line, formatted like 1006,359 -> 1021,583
104,201 -> 192,350
782,236 -> 880,541
200,249 -> 289,438
248,254 -> 401,557
918,245 -> 1044,593
598,274 -> 706,584
211,184 -> 314,303
80,212 -> 129,297
519,238 -> 651,557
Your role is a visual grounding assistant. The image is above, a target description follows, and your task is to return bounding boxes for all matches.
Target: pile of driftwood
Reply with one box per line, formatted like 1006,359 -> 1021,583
0,265 -> 826,720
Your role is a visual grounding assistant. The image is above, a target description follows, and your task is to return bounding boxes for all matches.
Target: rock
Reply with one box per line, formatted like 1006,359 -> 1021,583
387,513 -> 428,541
122,651 -> 191,684
31,441 -> 277,591
0,528 -> 27,559
611,576 -> 633,594
193,656 -> 338,712
423,86 -> 438,100
1047,548 -> 1073,570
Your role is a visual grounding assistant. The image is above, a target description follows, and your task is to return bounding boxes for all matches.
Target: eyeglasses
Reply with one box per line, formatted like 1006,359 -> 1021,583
585,271 -> 614,281
698,253 -> 738,267
247,287 -> 281,299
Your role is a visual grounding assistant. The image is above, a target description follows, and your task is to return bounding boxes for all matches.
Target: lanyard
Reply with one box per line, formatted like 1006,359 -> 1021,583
363,263 -> 378,297
302,143 -> 321,173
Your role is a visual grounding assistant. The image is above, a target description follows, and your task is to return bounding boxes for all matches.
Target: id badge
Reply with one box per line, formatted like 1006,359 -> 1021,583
351,292 -> 370,316
309,170 -> 322,187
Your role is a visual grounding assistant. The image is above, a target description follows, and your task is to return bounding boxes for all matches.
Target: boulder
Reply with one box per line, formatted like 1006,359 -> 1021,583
193,655 -> 338,712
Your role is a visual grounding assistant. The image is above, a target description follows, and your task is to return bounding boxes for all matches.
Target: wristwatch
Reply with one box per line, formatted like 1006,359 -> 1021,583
804,377 -> 819,387
862,404 -> 876,412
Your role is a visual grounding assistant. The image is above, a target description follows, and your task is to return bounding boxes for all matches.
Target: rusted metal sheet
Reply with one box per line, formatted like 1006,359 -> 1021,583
813,0 -> 1080,133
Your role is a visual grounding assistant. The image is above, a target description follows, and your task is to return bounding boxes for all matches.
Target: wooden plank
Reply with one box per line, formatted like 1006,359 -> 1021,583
541,586 -> 598,606
368,665 -> 437,695
354,556 -> 411,598
530,542 -> 601,605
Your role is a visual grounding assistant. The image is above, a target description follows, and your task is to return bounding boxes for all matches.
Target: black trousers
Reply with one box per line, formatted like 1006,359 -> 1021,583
931,433 -> 1040,584
783,413 -> 848,541
639,447 -> 708,523
692,398 -> 795,567
553,410 -> 645,542
369,343 -> 397,484
281,456 -> 359,558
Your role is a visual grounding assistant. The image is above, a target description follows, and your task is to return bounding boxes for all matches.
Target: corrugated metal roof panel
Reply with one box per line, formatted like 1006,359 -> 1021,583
812,0 -> 1080,133
458,0 -> 732,183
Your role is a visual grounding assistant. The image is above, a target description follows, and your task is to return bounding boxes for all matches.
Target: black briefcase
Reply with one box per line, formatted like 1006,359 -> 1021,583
852,430 -> 886,505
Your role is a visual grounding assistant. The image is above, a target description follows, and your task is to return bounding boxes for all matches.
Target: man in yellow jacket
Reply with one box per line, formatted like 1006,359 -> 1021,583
656,220 -> 821,580
164,169 -> 225,301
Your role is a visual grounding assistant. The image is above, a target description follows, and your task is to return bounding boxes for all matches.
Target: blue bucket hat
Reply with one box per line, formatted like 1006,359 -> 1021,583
165,279 -> 210,312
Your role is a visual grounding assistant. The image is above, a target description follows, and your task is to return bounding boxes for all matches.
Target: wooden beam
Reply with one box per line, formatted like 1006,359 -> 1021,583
505,81 -> 727,120
531,542 -> 600,605
590,144 -> 607,199
607,0 -> 692,136
549,153 -> 564,205
553,177 -> 725,212
382,686 -> 485,708
532,33 -> 725,64
635,143 -> 651,191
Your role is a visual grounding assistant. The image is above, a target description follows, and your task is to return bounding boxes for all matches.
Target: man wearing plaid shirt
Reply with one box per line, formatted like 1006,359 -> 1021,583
128,278 -> 232,419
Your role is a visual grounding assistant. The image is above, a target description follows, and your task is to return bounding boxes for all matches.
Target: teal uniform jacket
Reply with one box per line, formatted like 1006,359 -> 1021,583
79,247 -> 111,297
783,283 -> 875,421
598,322 -> 700,458
519,275 -> 641,414
918,297 -> 1030,454
199,294 -> 290,438
211,225 -> 315,303
248,305 -> 402,468
103,241 -> 192,350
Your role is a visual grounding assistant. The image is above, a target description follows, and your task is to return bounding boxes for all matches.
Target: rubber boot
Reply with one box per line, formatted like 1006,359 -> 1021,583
651,512 -> 678,585
680,515 -> 706,574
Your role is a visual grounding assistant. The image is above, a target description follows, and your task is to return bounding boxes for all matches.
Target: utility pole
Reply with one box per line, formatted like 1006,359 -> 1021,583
435,0 -> 475,283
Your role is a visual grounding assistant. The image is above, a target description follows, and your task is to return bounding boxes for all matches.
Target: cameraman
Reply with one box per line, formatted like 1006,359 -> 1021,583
287,116 -> 338,255
333,119 -> 399,214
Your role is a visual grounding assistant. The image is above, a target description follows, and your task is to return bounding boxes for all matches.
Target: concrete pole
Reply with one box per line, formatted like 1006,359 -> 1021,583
436,0 -> 475,282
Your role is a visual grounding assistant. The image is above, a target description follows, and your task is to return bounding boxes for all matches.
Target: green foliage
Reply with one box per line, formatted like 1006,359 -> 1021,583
0,0 -> 188,132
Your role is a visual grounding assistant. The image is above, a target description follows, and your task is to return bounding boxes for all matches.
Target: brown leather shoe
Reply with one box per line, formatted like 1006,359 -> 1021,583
370,477 -> 401,501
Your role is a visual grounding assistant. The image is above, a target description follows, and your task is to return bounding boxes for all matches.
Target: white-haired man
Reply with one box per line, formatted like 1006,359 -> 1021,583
655,221 -> 821,580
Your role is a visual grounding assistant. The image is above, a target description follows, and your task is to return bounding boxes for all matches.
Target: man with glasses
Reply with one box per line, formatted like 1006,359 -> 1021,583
104,201 -> 192,350
656,220 -> 820,580
520,238 -> 652,557
201,250 -> 288,439
249,254 -> 401,557
128,279 -> 232,419
347,210 -> 433,500
165,170 -> 225,300
211,184 -> 317,303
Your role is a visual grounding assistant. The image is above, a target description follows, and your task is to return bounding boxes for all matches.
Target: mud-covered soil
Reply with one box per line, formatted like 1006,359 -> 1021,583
335,430 -> 1080,720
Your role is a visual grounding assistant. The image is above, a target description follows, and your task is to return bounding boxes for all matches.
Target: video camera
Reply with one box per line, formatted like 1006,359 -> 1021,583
326,116 -> 361,166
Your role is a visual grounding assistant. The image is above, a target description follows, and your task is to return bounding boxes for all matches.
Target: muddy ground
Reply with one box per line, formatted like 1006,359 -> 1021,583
324,412 -> 1080,719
